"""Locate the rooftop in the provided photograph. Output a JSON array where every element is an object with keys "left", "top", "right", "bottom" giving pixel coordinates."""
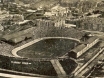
[{"left": 71, "top": 44, "right": 86, "bottom": 53}]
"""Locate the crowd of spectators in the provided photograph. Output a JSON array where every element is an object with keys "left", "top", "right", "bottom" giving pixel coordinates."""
[
  {"left": 60, "top": 59, "right": 78, "bottom": 74},
  {"left": 33, "top": 19, "right": 85, "bottom": 40},
  {"left": 0, "top": 42, "right": 14, "bottom": 57},
  {"left": 0, "top": 24, "right": 85, "bottom": 58}
]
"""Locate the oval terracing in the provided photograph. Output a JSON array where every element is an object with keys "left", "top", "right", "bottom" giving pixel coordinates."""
[{"left": 12, "top": 37, "right": 80, "bottom": 59}]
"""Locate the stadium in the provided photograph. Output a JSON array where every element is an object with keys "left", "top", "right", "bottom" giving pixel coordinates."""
[
  {"left": 0, "top": 24, "right": 87, "bottom": 77},
  {"left": 0, "top": 16, "right": 101, "bottom": 77}
]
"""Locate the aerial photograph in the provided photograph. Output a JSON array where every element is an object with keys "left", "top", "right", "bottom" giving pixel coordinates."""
[{"left": 0, "top": 0, "right": 104, "bottom": 78}]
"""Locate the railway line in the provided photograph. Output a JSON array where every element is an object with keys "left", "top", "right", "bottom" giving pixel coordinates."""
[
  {"left": 73, "top": 43, "right": 104, "bottom": 77},
  {"left": 83, "top": 50, "right": 104, "bottom": 78}
]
